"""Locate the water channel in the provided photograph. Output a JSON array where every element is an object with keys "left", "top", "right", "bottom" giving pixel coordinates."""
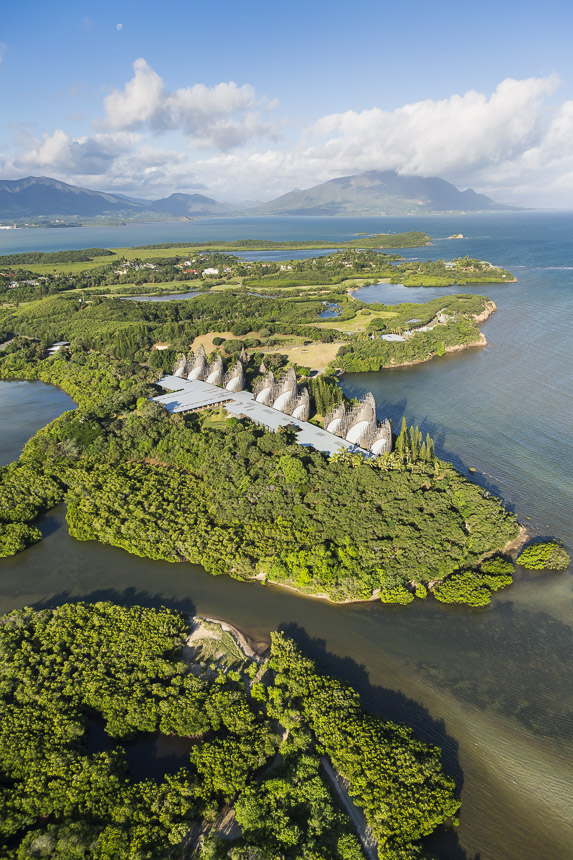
[{"left": 0, "top": 212, "right": 572, "bottom": 859}]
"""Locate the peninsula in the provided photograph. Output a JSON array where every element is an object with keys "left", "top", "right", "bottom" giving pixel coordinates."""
[
  {"left": 0, "top": 238, "right": 533, "bottom": 608},
  {"left": 0, "top": 601, "right": 460, "bottom": 859}
]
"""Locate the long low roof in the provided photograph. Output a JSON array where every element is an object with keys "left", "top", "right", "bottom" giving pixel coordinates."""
[
  {"left": 154, "top": 376, "right": 234, "bottom": 412},
  {"left": 153, "top": 376, "right": 369, "bottom": 458}
]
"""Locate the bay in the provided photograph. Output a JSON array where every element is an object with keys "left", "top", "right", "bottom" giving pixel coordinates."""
[{"left": 0, "top": 212, "right": 572, "bottom": 859}]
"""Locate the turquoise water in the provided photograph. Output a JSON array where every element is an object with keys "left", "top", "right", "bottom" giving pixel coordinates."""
[{"left": 0, "top": 213, "right": 572, "bottom": 859}]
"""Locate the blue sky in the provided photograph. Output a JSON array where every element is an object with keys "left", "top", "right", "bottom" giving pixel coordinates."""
[{"left": 2, "top": 0, "right": 573, "bottom": 205}]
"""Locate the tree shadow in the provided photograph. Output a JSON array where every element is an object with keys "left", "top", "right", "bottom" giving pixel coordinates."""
[
  {"left": 31, "top": 586, "right": 198, "bottom": 616},
  {"left": 278, "top": 622, "right": 483, "bottom": 860},
  {"left": 38, "top": 511, "right": 64, "bottom": 538}
]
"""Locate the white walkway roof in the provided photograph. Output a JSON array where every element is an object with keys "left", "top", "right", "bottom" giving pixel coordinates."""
[{"left": 153, "top": 376, "right": 369, "bottom": 458}]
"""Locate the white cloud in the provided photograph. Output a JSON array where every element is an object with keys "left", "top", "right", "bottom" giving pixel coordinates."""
[
  {"left": 305, "top": 75, "right": 560, "bottom": 180},
  {"left": 104, "top": 59, "right": 164, "bottom": 129},
  {"left": 193, "top": 74, "right": 573, "bottom": 206},
  {"left": 12, "top": 129, "right": 139, "bottom": 176},
  {"left": 5, "top": 71, "right": 573, "bottom": 207},
  {"left": 102, "top": 58, "right": 277, "bottom": 150}
]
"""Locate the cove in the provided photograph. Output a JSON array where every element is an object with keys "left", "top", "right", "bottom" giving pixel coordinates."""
[{"left": 0, "top": 379, "right": 76, "bottom": 466}]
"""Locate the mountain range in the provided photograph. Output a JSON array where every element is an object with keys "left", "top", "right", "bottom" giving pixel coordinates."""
[
  {"left": 247, "top": 170, "right": 509, "bottom": 216},
  {"left": 0, "top": 172, "right": 512, "bottom": 222}
]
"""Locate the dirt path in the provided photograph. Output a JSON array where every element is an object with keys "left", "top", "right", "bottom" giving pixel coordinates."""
[{"left": 320, "top": 756, "right": 378, "bottom": 859}]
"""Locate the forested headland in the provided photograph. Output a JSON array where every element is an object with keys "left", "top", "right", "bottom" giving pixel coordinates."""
[
  {"left": 0, "top": 239, "right": 531, "bottom": 607},
  {"left": 0, "top": 602, "right": 461, "bottom": 859},
  {"left": 0, "top": 330, "right": 519, "bottom": 606}
]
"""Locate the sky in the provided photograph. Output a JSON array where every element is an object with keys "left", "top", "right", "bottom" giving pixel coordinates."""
[{"left": 2, "top": 0, "right": 573, "bottom": 206}]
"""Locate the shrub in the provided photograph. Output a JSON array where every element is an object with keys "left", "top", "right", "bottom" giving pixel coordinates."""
[
  {"left": 517, "top": 541, "right": 571, "bottom": 570},
  {"left": 479, "top": 555, "right": 514, "bottom": 591},
  {"left": 433, "top": 570, "right": 491, "bottom": 607},
  {"left": 380, "top": 584, "right": 414, "bottom": 604},
  {"left": 480, "top": 556, "right": 514, "bottom": 576}
]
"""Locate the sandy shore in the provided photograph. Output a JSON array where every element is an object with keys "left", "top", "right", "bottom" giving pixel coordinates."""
[
  {"left": 188, "top": 614, "right": 267, "bottom": 659},
  {"left": 504, "top": 524, "right": 530, "bottom": 555},
  {"left": 258, "top": 575, "right": 382, "bottom": 606}
]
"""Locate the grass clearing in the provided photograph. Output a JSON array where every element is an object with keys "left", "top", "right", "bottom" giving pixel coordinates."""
[
  {"left": 201, "top": 406, "right": 230, "bottom": 429},
  {"left": 311, "top": 308, "right": 397, "bottom": 333},
  {"left": 187, "top": 621, "right": 248, "bottom": 669},
  {"left": 190, "top": 331, "right": 261, "bottom": 353},
  {"left": 259, "top": 341, "right": 342, "bottom": 371}
]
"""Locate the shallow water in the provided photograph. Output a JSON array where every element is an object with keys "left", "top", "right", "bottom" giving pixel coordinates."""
[{"left": 0, "top": 212, "right": 572, "bottom": 859}]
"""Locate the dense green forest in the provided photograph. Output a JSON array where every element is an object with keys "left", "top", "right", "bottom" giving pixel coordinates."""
[
  {"left": 0, "top": 248, "right": 115, "bottom": 265},
  {"left": 0, "top": 275, "right": 493, "bottom": 373},
  {"left": 0, "top": 243, "right": 522, "bottom": 606},
  {"left": 517, "top": 540, "right": 571, "bottom": 570},
  {"left": 0, "top": 337, "right": 518, "bottom": 604},
  {"left": 0, "top": 602, "right": 459, "bottom": 860}
]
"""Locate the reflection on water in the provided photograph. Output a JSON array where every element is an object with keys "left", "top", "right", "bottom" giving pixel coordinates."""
[
  {"left": 1, "top": 212, "right": 573, "bottom": 860},
  {"left": 88, "top": 720, "right": 196, "bottom": 781},
  {"left": 0, "top": 380, "right": 75, "bottom": 466}
]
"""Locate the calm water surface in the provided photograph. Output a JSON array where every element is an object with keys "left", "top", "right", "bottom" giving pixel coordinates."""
[
  {"left": 0, "top": 380, "right": 75, "bottom": 466},
  {"left": 0, "top": 213, "right": 572, "bottom": 860}
]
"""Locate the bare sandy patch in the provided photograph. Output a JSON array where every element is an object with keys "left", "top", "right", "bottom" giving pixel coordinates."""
[{"left": 190, "top": 331, "right": 260, "bottom": 352}]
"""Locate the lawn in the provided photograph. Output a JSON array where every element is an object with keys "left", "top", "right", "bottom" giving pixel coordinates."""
[
  {"left": 311, "top": 308, "right": 397, "bottom": 333},
  {"left": 259, "top": 341, "right": 342, "bottom": 371}
]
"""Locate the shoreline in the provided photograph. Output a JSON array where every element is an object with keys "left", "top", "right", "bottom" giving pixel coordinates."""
[
  {"left": 350, "top": 299, "right": 496, "bottom": 370},
  {"left": 334, "top": 300, "right": 496, "bottom": 374},
  {"left": 188, "top": 614, "right": 268, "bottom": 659},
  {"left": 256, "top": 575, "right": 383, "bottom": 606},
  {"left": 247, "top": 518, "right": 530, "bottom": 606},
  {"left": 382, "top": 334, "right": 486, "bottom": 370},
  {"left": 504, "top": 524, "right": 530, "bottom": 555}
]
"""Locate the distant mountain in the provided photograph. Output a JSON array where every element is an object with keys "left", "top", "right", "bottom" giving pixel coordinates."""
[
  {"left": 0, "top": 176, "right": 149, "bottom": 218},
  {"left": 149, "top": 193, "right": 228, "bottom": 217},
  {"left": 246, "top": 171, "right": 511, "bottom": 216},
  {"left": 0, "top": 177, "right": 233, "bottom": 221},
  {"left": 0, "top": 172, "right": 515, "bottom": 222}
]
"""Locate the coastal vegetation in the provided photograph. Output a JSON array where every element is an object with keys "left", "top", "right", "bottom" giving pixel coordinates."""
[
  {"left": 335, "top": 318, "right": 483, "bottom": 372},
  {"left": 131, "top": 231, "right": 432, "bottom": 250},
  {"left": 0, "top": 241, "right": 513, "bottom": 304},
  {"left": 517, "top": 540, "right": 571, "bottom": 570},
  {"left": 0, "top": 339, "right": 519, "bottom": 603},
  {"left": 0, "top": 240, "right": 534, "bottom": 607},
  {"left": 0, "top": 602, "right": 460, "bottom": 860}
]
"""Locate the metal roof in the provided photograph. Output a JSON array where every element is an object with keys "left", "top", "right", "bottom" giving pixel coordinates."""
[{"left": 153, "top": 376, "right": 369, "bottom": 458}]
